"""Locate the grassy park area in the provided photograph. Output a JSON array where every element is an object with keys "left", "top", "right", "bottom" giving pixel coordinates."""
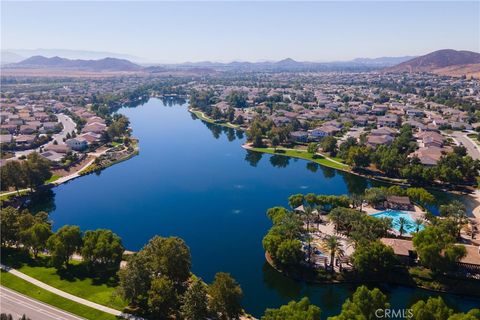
[
  {"left": 0, "top": 271, "right": 119, "bottom": 320},
  {"left": 249, "top": 146, "right": 349, "bottom": 171},
  {"left": 1, "top": 248, "right": 126, "bottom": 310}
]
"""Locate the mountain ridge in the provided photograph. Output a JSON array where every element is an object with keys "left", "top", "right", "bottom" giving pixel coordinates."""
[
  {"left": 386, "top": 49, "right": 480, "bottom": 74},
  {"left": 9, "top": 55, "right": 142, "bottom": 71}
]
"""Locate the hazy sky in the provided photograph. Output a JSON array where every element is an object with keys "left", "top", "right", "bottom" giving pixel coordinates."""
[{"left": 2, "top": 1, "right": 479, "bottom": 63}]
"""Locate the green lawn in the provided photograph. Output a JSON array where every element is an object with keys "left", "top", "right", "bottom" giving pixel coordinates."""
[
  {"left": 0, "top": 271, "right": 119, "bottom": 320},
  {"left": 0, "top": 189, "right": 30, "bottom": 201},
  {"left": 45, "top": 175, "right": 61, "bottom": 184},
  {"left": 189, "top": 109, "right": 240, "bottom": 129},
  {"left": 249, "top": 147, "right": 349, "bottom": 171},
  {"left": 1, "top": 249, "right": 126, "bottom": 311}
]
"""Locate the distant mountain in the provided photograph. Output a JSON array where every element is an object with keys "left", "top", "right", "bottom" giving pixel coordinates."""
[
  {"left": 351, "top": 56, "right": 416, "bottom": 66},
  {"left": 1, "top": 51, "right": 25, "bottom": 65},
  {"left": 9, "top": 56, "right": 142, "bottom": 71},
  {"left": 5, "top": 49, "right": 148, "bottom": 63},
  {"left": 162, "top": 56, "right": 420, "bottom": 72},
  {"left": 386, "top": 49, "right": 480, "bottom": 73}
]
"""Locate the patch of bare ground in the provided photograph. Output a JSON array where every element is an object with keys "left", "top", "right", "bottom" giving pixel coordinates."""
[
  {"left": 52, "top": 155, "right": 95, "bottom": 177},
  {"left": 433, "top": 63, "right": 480, "bottom": 79}
]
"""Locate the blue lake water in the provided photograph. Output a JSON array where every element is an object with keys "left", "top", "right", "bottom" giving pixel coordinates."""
[{"left": 44, "top": 99, "right": 480, "bottom": 317}]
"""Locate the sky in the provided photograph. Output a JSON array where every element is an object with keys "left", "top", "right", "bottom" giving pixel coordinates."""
[{"left": 1, "top": 1, "right": 479, "bottom": 63}]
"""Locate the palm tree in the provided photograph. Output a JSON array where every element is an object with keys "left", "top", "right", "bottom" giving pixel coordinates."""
[
  {"left": 350, "top": 193, "right": 364, "bottom": 211},
  {"left": 414, "top": 218, "right": 423, "bottom": 233},
  {"left": 398, "top": 217, "right": 410, "bottom": 237},
  {"left": 321, "top": 235, "right": 344, "bottom": 270},
  {"left": 303, "top": 206, "right": 315, "bottom": 263}
]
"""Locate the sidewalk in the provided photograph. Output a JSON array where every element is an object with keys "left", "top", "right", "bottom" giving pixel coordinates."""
[{"left": 1, "top": 264, "right": 122, "bottom": 316}]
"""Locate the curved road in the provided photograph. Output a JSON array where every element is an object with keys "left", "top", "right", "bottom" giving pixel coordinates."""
[
  {"left": 0, "top": 286, "right": 85, "bottom": 320},
  {"left": 14, "top": 113, "right": 77, "bottom": 159}
]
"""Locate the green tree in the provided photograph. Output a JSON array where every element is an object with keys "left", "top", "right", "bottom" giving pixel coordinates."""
[
  {"left": 209, "top": 272, "right": 243, "bottom": 320},
  {"left": 439, "top": 200, "right": 468, "bottom": 238},
  {"left": 46, "top": 225, "right": 82, "bottom": 268},
  {"left": 411, "top": 296, "right": 454, "bottom": 320},
  {"left": 147, "top": 276, "right": 178, "bottom": 319},
  {"left": 413, "top": 225, "right": 467, "bottom": 272},
  {"left": 181, "top": 278, "right": 209, "bottom": 320},
  {"left": 0, "top": 161, "right": 26, "bottom": 192},
  {"left": 448, "top": 309, "right": 480, "bottom": 320},
  {"left": 1, "top": 207, "right": 21, "bottom": 246},
  {"left": 320, "top": 235, "right": 344, "bottom": 269},
  {"left": 142, "top": 236, "right": 191, "bottom": 286},
  {"left": 81, "top": 229, "right": 124, "bottom": 271},
  {"left": 227, "top": 91, "right": 248, "bottom": 108},
  {"left": 320, "top": 136, "right": 337, "bottom": 155},
  {"left": 398, "top": 217, "right": 409, "bottom": 237},
  {"left": 118, "top": 253, "right": 151, "bottom": 307},
  {"left": 414, "top": 218, "right": 424, "bottom": 233},
  {"left": 352, "top": 240, "right": 396, "bottom": 276},
  {"left": 288, "top": 194, "right": 304, "bottom": 209},
  {"left": 106, "top": 114, "right": 130, "bottom": 140},
  {"left": 276, "top": 239, "right": 303, "bottom": 266},
  {"left": 21, "top": 222, "right": 52, "bottom": 258},
  {"left": 346, "top": 146, "right": 370, "bottom": 169},
  {"left": 266, "top": 207, "right": 289, "bottom": 224},
  {"left": 328, "top": 286, "right": 389, "bottom": 320},
  {"left": 262, "top": 297, "right": 321, "bottom": 320},
  {"left": 406, "top": 188, "right": 435, "bottom": 208},
  {"left": 307, "top": 143, "right": 319, "bottom": 157},
  {"left": 23, "top": 152, "right": 52, "bottom": 189}
]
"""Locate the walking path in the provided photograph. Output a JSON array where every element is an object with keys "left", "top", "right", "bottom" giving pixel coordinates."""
[
  {"left": 0, "top": 147, "right": 111, "bottom": 198},
  {"left": 0, "top": 264, "right": 122, "bottom": 316}
]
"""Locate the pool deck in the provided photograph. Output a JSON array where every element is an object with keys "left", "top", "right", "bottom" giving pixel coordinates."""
[{"left": 363, "top": 205, "right": 425, "bottom": 221}]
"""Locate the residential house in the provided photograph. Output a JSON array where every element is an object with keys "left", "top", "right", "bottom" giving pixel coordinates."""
[
  {"left": 289, "top": 131, "right": 308, "bottom": 143},
  {"left": 66, "top": 137, "right": 88, "bottom": 151},
  {"left": 366, "top": 134, "right": 394, "bottom": 148},
  {"left": 410, "top": 146, "right": 445, "bottom": 166},
  {"left": 309, "top": 125, "right": 340, "bottom": 139},
  {"left": 15, "top": 135, "right": 36, "bottom": 146}
]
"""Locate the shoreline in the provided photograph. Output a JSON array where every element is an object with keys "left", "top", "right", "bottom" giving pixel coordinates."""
[
  {"left": 187, "top": 106, "right": 480, "bottom": 223},
  {"left": 0, "top": 140, "right": 139, "bottom": 203},
  {"left": 264, "top": 252, "right": 480, "bottom": 299}
]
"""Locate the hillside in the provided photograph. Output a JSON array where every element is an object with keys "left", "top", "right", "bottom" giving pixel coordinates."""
[
  {"left": 8, "top": 56, "right": 142, "bottom": 71},
  {"left": 386, "top": 49, "right": 480, "bottom": 75}
]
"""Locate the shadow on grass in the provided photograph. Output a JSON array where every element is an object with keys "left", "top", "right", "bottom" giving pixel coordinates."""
[{"left": 1, "top": 247, "right": 119, "bottom": 288}]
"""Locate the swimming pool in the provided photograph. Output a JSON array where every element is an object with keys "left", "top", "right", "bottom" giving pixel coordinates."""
[{"left": 370, "top": 210, "right": 424, "bottom": 235}]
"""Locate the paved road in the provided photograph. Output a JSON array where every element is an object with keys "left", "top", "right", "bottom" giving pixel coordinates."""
[
  {"left": 0, "top": 265, "right": 122, "bottom": 316},
  {"left": 0, "top": 286, "right": 85, "bottom": 320},
  {"left": 14, "top": 113, "right": 77, "bottom": 158},
  {"left": 450, "top": 131, "right": 480, "bottom": 160},
  {"left": 53, "top": 114, "right": 77, "bottom": 144}
]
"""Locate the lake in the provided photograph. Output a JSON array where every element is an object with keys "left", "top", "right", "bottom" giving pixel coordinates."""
[{"left": 43, "top": 98, "right": 479, "bottom": 317}]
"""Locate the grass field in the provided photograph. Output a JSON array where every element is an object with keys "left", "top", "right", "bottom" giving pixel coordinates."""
[
  {"left": 189, "top": 108, "right": 241, "bottom": 129},
  {"left": 1, "top": 249, "right": 126, "bottom": 311},
  {"left": 0, "top": 271, "right": 119, "bottom": 320},
  {"left": 248, "top": 147, "right": 349, "bottom": 171},
  {"left": 45, "top": 174, "right": 61, "bottom": 184}
]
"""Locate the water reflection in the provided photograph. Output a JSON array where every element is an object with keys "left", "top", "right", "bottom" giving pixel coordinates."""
[
  {"left": 322, "top": 166, "right": 336, "bottom": 179},
  {"left": 270, "top": 154, "right": 290, "bottom": 168},
  {"left": 262, "top": 262, "right": 302, "bottom": 298},
  {"left": 27, "top": 188, "right": 56, "bottom": 214},
  {"left": 245, "top": 150, "right": 263, "bottom": 167},
  {"left": 306, "top": 162, "right": 319, "bottom": 173}
]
